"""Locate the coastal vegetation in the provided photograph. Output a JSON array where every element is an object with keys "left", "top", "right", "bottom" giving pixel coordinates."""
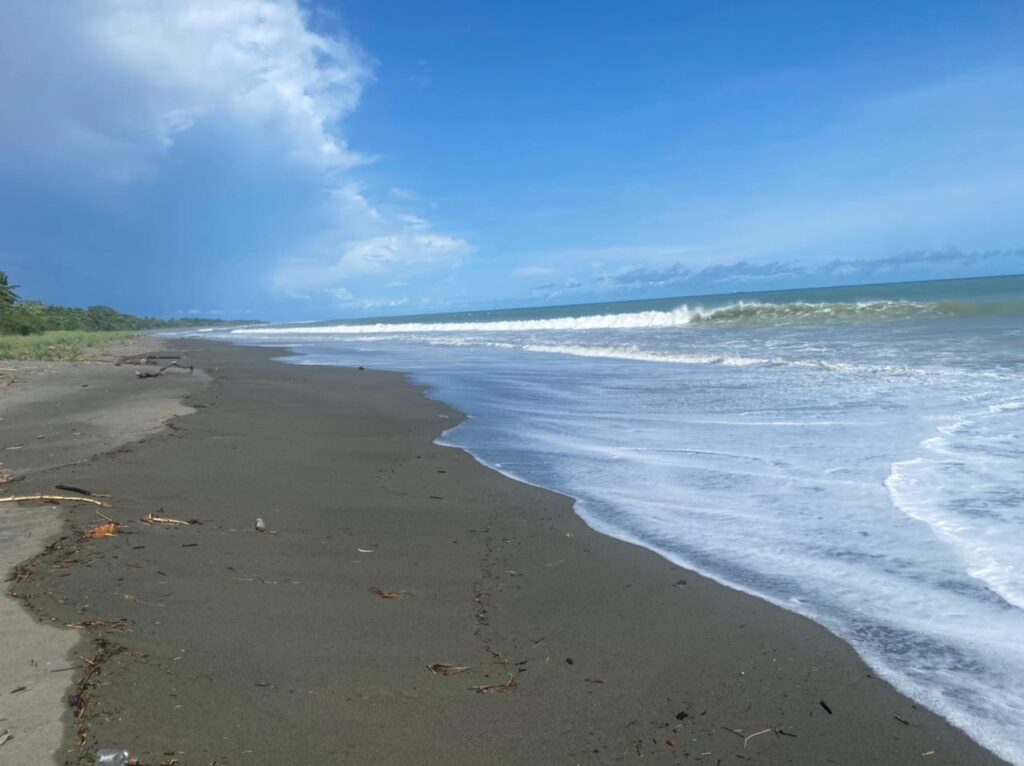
[
  {"left": 0, "top": 271, "right": 251, "bottom": 336},
  {"left": 0, "top": 330, "right": 137, "bottom": 361},
  {"left": 0, "top": 269, "right": 254, "bottom": 359}
]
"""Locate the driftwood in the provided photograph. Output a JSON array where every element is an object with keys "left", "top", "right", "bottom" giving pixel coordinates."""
[
  {"left": 136, "top": 361, "right": 194, "bottom": 379},
  {"left": 0, "top": 494, "right": 111, "bottom": 508},
  {"left": 116, "top": 354, "right": 181, "bottom": 366}
]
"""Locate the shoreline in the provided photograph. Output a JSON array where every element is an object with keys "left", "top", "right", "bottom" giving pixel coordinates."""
[{"left": 7, "top": 338, "right": 1008, "bottom": 764}]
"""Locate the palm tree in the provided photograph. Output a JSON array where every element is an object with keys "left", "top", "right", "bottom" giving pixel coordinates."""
[{"left": 0, "top": 271, "right": 18, "bottom": 308}]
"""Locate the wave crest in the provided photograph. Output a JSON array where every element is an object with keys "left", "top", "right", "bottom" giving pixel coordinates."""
[{"left": 232, "top": 298, "right": 1024, "bottom": 336}]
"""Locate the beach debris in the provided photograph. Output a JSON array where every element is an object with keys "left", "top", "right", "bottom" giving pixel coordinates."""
[
  {"left": 142, "top": 513, "right": 191, "bottom": 526},
  {"left": 674, "top": 579, "right": 688, "bottom": 588},
  {"left": 0, "top": 494, "right": 111, "bottom": 508},
  {"left": 894, "top": 714, "right": 910, "bottom": 725},
  {"left": 356, "top": 547, "right": 374, "bottom": 553},
  {"left": 69, "top": 637, "right": 123, "bottom": 746},
  {"left": 9, "top": 686, "right": 27, "bottom": 694},
  {"left": 468, "top": 673, "right": 518, "bottom": 694},
  {"left": 774, "top": 727, "right": 797, "bottom": 738},
  {"left": 369, "top": 586, "right": 410, "bottom": 600},
  {"left": 254, "top": 517, "right": 266, "bottom": 532},
  {"left": 134, "top": 360, "right": 193, "bottom": 379},
  {"left": 584, "top": 678, "right": 605, "bottom": 684},
  {"left": 743, "top": 728, "right": 772, "bottom": 748},
  {"left": 675, "top": 709, "right": 689, "bottom": 720},
  {"left": 116, "top": 353, "right": 180, "bottom": 366},
  {"left": 565, "top": 657, "right": 574, "bottom": 665},
  {"left": 94, "top": 747, "right": 136, "bottom": 765},
  {"left": 0, "top": 730, "right": 13, "bottom": 748},
  {"left": 68, "top": 618, "right": 129, "bottom": 632},
  {"left": 55, "top": 483, "right": 110, "bottom": 498},
  {"left": 819, "top": 699, "right": 833, "bottom": 715},
  {"left": 82, "top": 522, "right": 119, "bottom": 540},
  {"left": 427, "top": 663, "right": 472, "bottom": 676},
  {"left": 922, "top": 751, "right": 936, "bottom": 757}
]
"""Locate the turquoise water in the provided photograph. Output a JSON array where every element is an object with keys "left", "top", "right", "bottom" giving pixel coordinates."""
[{"left": 218, "top": 274, "right": 1024, "bottom": 763}]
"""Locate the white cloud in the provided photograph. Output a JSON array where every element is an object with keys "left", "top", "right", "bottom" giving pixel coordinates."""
[
  {"left": 273, "top": 183, "right": 473, "bottom": 300},
  {"left": 0, "top": 0, "right": 474, "bottom": 307},
  {"left": 339, "top": 233, "right": 470, "bottom": 277},
  {"left": 0, "top": 0, "right": 372, "bottom": 180}
]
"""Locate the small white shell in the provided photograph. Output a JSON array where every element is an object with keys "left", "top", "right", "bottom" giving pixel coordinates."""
[{"left": 254, "top": 518, "right": 266, "bottom": 532}]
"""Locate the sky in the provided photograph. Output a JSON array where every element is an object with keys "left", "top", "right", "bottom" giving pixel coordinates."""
[{"left": 1, "top": 0, "right": 1023, "bottom": 320}]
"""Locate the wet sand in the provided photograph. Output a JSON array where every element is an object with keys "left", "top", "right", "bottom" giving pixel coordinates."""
[
  {"left": 9, "top": 339, "right": 1007, "bottom": 764},
  {"left": 0, "top": 339, "right": 206, "bottom": 765}
]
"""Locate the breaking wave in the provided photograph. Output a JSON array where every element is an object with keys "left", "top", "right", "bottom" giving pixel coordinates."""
[{"left": 232, "top": 299, "right": 1024, "bottom": 336}]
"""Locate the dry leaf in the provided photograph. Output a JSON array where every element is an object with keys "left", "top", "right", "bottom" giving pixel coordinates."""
[{"left": 83, "top": 522, "right": 119, "bottom": 540}]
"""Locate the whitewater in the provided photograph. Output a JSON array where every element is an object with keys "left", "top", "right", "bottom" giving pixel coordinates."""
[{"left": 219, "top": 275, "right": 1024, "bottom": 764}]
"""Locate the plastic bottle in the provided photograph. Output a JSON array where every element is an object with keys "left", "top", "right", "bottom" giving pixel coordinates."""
[{"left": 94, "top": 750, "right": 137, "bottom": 766}]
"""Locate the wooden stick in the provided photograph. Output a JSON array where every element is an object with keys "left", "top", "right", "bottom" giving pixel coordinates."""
[
  {"left": 744, "top": 728, "right": 772, "bottom": 748},
  {"left": 0, "top": 495, "right": 111, "bottom": 508},
  {"left": 141, "top": 513, "right": 190, "bottom": 525}
]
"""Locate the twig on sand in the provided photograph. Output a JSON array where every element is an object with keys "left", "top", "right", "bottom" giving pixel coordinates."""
[
  {"left": 0, "top": 494, "right": 111, "bottom": 508},
  {"left": 744, "top": 728, "right": 772, "bottom": 748},
  {"left": 141, "top": 513, "right": 191, "bottom": 526},
  {"left": 468, "top": 672, "right": 519, "bottom": 694},
  {"left": 427, "top": 663, "right": 473, "bottom": 676},
  {"left": 368, "top": 587, "right": 410, "bottom": 600}
]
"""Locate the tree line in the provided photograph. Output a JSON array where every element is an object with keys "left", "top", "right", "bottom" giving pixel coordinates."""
[{"left": 0, "top": 271, "right": 257, "bottom": 335}]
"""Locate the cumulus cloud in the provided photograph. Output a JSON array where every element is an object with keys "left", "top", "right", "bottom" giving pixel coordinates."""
[
  {"left": 273, "top": 183, "right": 473, "bottom": 299},
  {"left": 0, "top": 0, "right": 473, "bottom": 308},
  {"left": 0, "top": 0, "right": 371, "bottom": 180}
]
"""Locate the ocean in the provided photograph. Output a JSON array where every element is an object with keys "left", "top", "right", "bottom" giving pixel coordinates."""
[{"left": 213, "top": 274, "right": 1024, "bottom": 763}]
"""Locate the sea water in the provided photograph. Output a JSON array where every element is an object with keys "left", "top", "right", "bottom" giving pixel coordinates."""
[{"left": 218, "top": 275, "right": 1024, "bottom": 763}]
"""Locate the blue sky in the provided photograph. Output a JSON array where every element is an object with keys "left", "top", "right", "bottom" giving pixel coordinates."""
[{"left": 1, "top": 0, "right": 1022, "bottom": 320}]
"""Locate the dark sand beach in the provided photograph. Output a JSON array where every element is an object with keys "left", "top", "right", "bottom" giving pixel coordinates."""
[{"left": 6, "top": 339, "right": 1007, "bottom": 764}]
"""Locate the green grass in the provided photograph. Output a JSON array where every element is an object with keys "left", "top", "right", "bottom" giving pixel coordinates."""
[{"left": 0, "top": 330, "right": 137, "bottom": 361}]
